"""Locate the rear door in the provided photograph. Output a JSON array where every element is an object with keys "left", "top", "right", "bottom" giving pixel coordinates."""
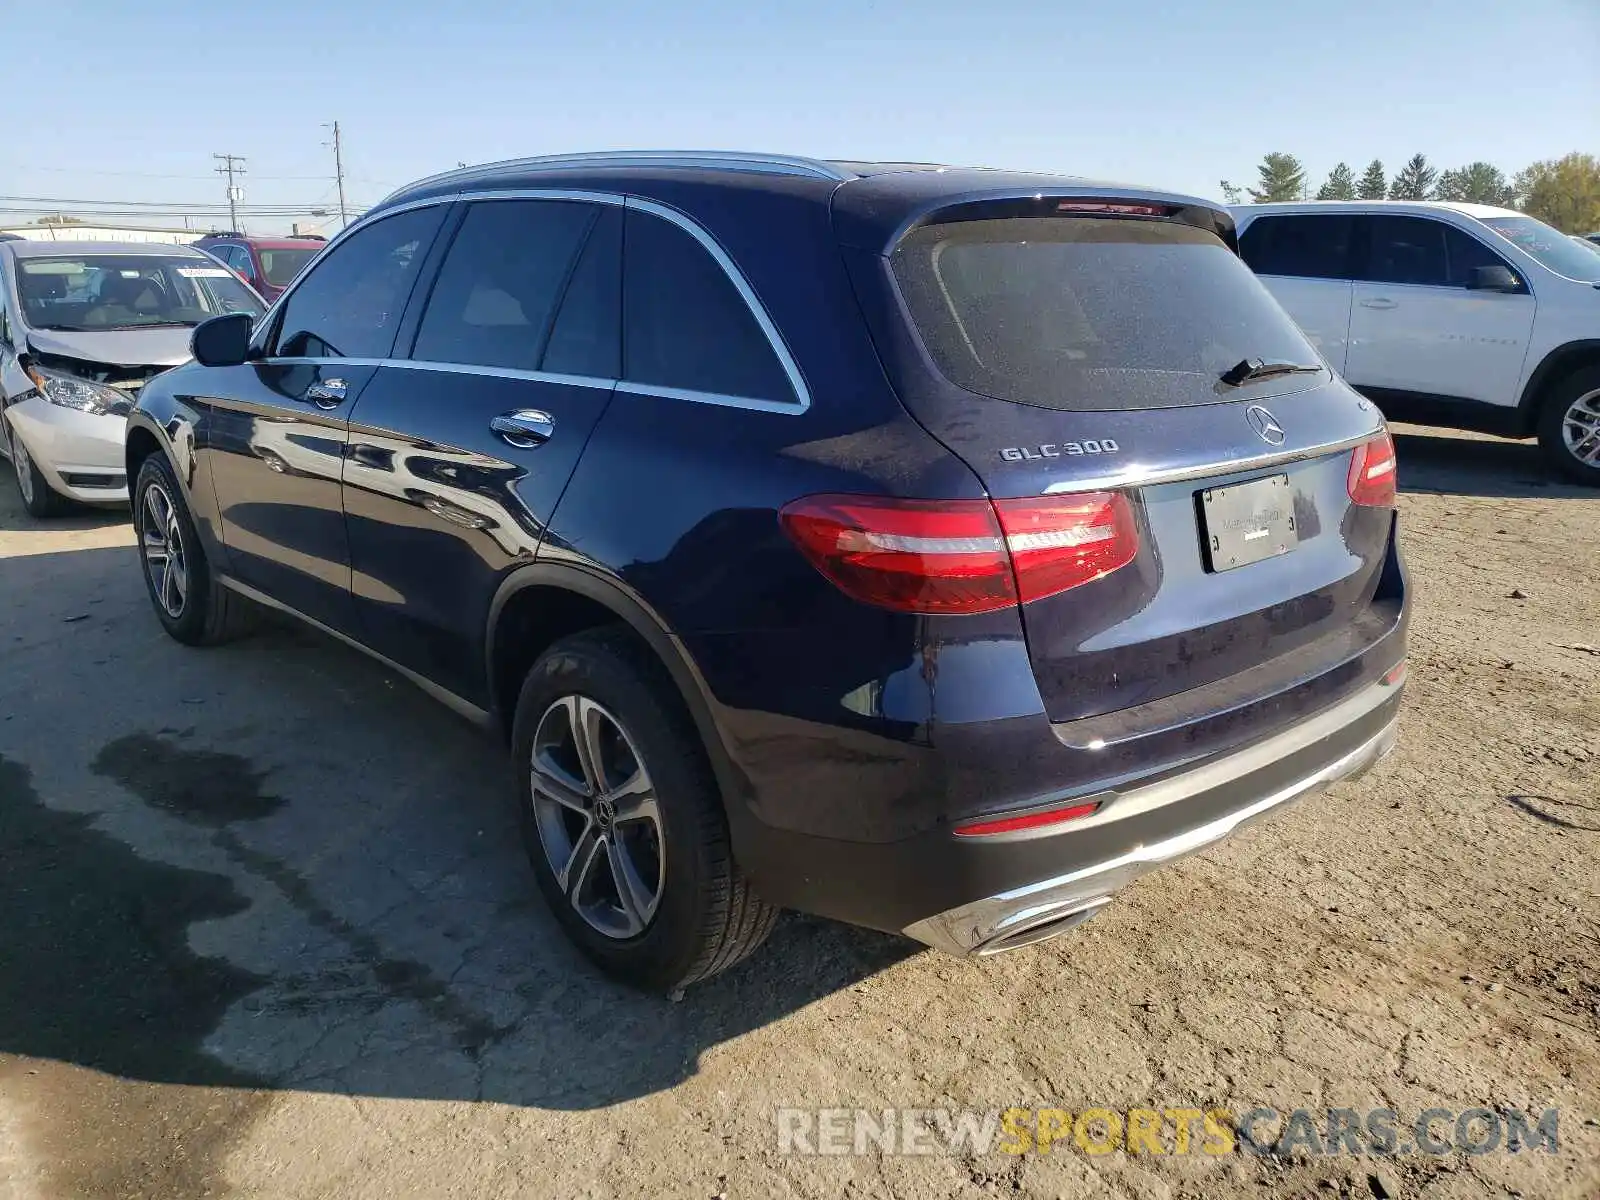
[
  {"left": 1345, "top": 214, "right": 1535, "bottom": 409},
  {"left": 854, "top": 205, "right": 1392, "bottom": 731},
  {"left": 198, "top": 205, "right": 446, "bottom": 631},
  {"left": 340, "top": 196, "right": 622, "bottom": 704},
  {"left": 1237, "top": 213, "right": 1358, "bottom": 373}
]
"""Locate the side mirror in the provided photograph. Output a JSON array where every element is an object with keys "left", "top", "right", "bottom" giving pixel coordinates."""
[
  {"left": 191, "top": 312, "right": 254, "bottom": 367},
  {"left": 1466, "top": 264, "right": 1521, "bottom": 293}
]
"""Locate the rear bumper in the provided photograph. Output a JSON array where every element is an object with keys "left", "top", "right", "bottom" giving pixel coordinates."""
[
  {"left": 906, "top": 694, "right": 1399, "bottom": 955},
  {"left": 733, "top": 667, "right": 1404, "bottom": 946}
]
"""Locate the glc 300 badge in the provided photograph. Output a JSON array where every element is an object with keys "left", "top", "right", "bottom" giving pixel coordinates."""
[{"left": 999, "top": 439, "right": 1120, "bottom": 462}]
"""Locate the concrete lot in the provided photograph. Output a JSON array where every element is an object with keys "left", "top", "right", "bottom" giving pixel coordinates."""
[{"left": 1, "top": 425, "right": 1597, "bottom": 1200}]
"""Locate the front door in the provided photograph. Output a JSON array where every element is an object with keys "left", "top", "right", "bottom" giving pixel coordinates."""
[
  {"left": 1345, "top": 214, "right": 1536, "bottom": 410},
  {"left": 197, "top": 204, "right": 448, "bottom": 632},
  {"left": 342, "top": 197, "right": 623, "bottom": 704}
]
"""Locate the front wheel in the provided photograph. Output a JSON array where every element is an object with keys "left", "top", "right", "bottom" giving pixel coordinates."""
[
  {"left": 1537, "top": 365, "right": 1600, "bottom": 486},
  {"left": 511, "top": 628, "right": 778, "bottom": 991},
  {"left": 132, "top": 454, "right": 256, "bottom": 645}
]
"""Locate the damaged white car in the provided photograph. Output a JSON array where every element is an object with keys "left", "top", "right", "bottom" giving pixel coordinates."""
[{"left": 0, "top": 240, "right": 264, "bottom": 516}]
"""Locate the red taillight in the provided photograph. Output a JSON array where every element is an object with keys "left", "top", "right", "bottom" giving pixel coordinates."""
[
  {"left": 778, "top": 492, "right": 1139, "bottom": 615},
  {"left": 953, "top": 800, "right": 1102, "bottom": 837},
  {"left": 993, "top": 492, "right": 1140, "bottom": 604},
  {"left": 1347, "top": 431, "right": 1398, "bottom": 507}
]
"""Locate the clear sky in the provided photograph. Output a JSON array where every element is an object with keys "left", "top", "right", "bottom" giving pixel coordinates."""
[{"left": 4, "top": 0, "right": 1596, "bottom": 234}]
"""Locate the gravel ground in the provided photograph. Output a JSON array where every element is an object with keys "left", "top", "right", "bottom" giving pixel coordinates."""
[{"left": 0, "top": 424, "right": 1596, "bottom": 1200}]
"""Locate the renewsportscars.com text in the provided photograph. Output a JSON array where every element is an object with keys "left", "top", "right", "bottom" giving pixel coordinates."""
[{"left": 776, "top": 1106, "right": 1560, "bottom": 1158}]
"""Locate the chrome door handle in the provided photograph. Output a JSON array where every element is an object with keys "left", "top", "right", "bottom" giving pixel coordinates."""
[
  {"left": 305, "top": 378, "right": 348, "bottom": 408},
  {"left": 1359, "top": 298, "right": 1398, "bottom": 310},
  {"left": 490, "top": 409, "right": 554, "bottom": 448}
]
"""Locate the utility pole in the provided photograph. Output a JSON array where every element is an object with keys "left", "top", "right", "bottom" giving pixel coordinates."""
[
  {"left": 213, "top": 153, "right": 246, "bottom": 232},
  {"left": 327, "top": 121, "right": 349, "bottom": 229}
]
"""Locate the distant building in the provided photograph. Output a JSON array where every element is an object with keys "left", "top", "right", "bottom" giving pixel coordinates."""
[{"left": 0, "top": 223, "right": 202, "bottom": 245}]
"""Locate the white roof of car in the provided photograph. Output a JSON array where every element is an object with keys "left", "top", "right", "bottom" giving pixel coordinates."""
[
  {"left": 2, "top": 240, "right": 210, "bottom": 259},
  {"left": 1230, "top": 200, "right": 1521, "bottom": 221}
]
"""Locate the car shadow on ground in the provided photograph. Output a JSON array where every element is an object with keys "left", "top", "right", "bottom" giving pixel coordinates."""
[
  {"left": 1390, "top": 425, "right": 1596, "bottom": 501},
  {"left": 0, "top": 538, "right": 915, "bottom": 1117}
]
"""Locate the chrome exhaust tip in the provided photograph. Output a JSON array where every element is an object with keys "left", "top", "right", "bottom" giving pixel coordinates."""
[{"left": 973, "top": 896, "right": 1111, "bottom": 956}]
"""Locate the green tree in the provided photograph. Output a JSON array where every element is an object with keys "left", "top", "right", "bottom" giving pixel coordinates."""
[
  {"left": 1388, "top": 153, "right": 1439, "bottom": 200},
  {"left": 1316, "top": 162, "right": 1357, "bottom": 201},
  {"left": 1513, "top": 153, "right": 1600, "bottom": 232},
  {"left": 1357, "top": 160, "right": 1388, "bottom": 199},
  {"left": 1247, "top": 152, "right": 1307, "bottom": 203},
  {"left": 1434, "top": 162, "right": 1515, "bottom": 206},
  {"left": 1218, "top": 180, "right": 1243, "bottom": 205}
]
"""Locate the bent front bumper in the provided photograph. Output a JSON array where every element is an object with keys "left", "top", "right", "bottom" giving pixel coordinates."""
[{"left": 6, "top": 396, "right": 129, "bottom": 503}]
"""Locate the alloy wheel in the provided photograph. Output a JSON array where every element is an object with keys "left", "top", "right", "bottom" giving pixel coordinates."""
[
  {"left": 140, "top": 482, "right": 189, "bottom": 618},
  {"left": 529, "top": 695, "right": 666, "bottom": 939},
  {"left": 1561, "top": 388, "right": 1600, "bottom": 467}
]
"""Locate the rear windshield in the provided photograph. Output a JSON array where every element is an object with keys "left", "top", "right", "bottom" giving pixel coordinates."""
[
  {"left": 16, "top": 254, "right": 264, "bottom": 332},
  {"left": 890, "top": 216, "right": 1320, "bottom": 411},
  {"left": 257, "top": 246, "right": 318, "bottom": 287}
]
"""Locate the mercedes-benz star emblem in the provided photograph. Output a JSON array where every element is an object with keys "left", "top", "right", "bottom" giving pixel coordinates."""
[{"left": 1245, "top": 405, "right": 1286, "bottom": 446}]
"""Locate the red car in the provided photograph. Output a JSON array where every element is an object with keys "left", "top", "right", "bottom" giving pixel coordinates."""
[{"left": 192, "top": 234, "right": 324, "bottom": 302}]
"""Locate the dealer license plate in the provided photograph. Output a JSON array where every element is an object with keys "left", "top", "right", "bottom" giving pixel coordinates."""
[{"left": 1198, "top": 473, "right": 1299, "bottom": 572}]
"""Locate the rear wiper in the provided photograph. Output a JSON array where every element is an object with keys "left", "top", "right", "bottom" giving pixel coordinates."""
[{"left": 1220, "top": 358, "right": 1323, "bottom": 387}]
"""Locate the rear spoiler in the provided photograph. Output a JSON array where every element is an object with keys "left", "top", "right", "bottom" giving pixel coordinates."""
[{"left": 843, "top": 187, "right": 1238, "bottom": 257}]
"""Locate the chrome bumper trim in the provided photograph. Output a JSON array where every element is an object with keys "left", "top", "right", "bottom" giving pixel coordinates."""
[{"left": 903, "top": 713, "right": 1399, "bottom": 957}]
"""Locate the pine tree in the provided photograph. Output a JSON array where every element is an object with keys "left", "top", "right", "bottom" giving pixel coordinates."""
[
  {"left": 1357, "top": 160, "right": 1388, "bottom": 200},
  {"left": 1316, "top": 163, "right": 1357, "bottom": 201},
  {"left": 1434, "top": 162, "right": 1515, "bottom": 206},
  {"left": 1388, "top": 154, "right": 1439, "bottom": 201},
  {"left": 1247, "top": 153, "right": 1307, "bottom": 203}
]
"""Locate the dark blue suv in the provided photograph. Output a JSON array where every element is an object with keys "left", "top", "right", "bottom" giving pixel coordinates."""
[{"left": 126, "top": 151, "right": 1408, "bottom": 991}]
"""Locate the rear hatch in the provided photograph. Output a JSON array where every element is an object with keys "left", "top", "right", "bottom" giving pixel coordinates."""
[{"left": 842, "top": 192, "right": 1398, "bottom": 733}]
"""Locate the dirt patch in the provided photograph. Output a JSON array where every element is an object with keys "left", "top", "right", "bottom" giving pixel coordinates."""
[{"left": 0, "top": 754, "right": 268, "bottom": 1199}]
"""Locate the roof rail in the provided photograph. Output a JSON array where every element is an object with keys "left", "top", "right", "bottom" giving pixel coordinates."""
[{"left": 385, "top": 151, "right": 853, "bottom": 204}]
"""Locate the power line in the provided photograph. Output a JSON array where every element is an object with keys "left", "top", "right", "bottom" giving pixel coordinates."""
[
  {"left": 0, "top": 195, "right": 371, "bottom": 211},
  {"left": 213, "top": 153, "right": 246, "bottom": 232}
]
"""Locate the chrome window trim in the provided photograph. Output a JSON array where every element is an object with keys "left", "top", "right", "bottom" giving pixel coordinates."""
[
  {"left": 378, "top": 359, "right": 616, "bottom": 391},
  {"left": 614, "top": 380, "right": 804, "bottom": 413},
  {"left": 255, "top": 189, "right": 811, "bottom": 415},
  {"left": 1041, "top": 430, "right": 1378, "bottom": 494}
]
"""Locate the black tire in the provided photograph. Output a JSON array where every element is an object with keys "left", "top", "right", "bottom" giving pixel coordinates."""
[
  {"left": 1536, "top": 363, "right": 1600, "bottom": 487},
  {"left": 511, "top": 627, "right": 778, "bottom": 992},
  {"left": 4, "top": 420, "right": 70, "bottom": 518},
  {"left": 132, "top": 453, "right": 256, "bottom": 645}
]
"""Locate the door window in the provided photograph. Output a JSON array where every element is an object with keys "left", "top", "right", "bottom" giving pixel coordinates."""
[
  {"left": 412, "top": 199, "right": 607, "bottom": 372},
  {"left": 1359, "top": 216, "right": 1516, "bottom": 288},
  {"left": 1238, "top": 215, "right": 1356, "bottom": 279},
  {"left": 622, "top": 209, "right": 795, "bottom": 404},
  {"left": 272, "top": 206, "right": 444, "bottom": 359}
]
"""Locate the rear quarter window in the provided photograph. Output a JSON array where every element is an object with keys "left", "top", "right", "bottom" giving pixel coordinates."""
[
  {"left": 622, "top": 209, "right": 796, "bottom": 404},
  {"left": 891, "top": 216, "right": 1320, "bottom": 412}
]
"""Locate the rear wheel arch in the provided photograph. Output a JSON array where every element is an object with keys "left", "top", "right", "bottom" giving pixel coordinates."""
[
  {"left": 1520, "top": 340, "right": 1600, "bottom": 431},
  {"left": 485, "top": 566, "right": 746, "bottom": 809}
]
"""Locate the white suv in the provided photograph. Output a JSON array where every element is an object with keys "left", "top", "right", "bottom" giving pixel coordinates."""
[{"left": 1232, "top": 201, "right": 1600, "bottom": 484}]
